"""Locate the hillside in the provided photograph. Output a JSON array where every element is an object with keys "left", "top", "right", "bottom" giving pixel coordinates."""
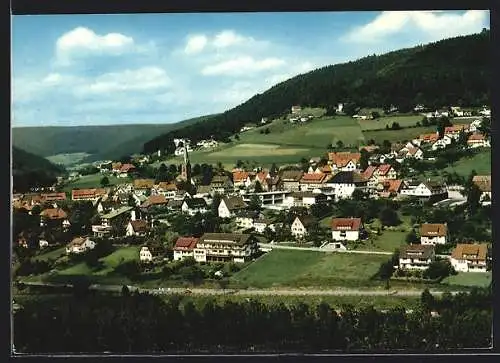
[
  {"left": 143, "top": 30, "right": 490, "bottom": 155},
  {"left": 12, "top": 147, "right": 65, "bottom": 193},
  {"left": 12, "top": 114, "right": 216, "bottom": 163}
]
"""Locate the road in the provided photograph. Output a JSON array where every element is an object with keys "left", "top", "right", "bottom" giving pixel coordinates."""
[
  {"left": 17, "top": 281, "right": 464, "bottom": 297},
  {"left": 258, "top": 243, "right": 392, "bottom": 255}
]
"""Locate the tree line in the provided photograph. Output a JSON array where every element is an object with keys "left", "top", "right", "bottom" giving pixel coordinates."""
[{"left": 13, "top": 286, "right": 491, "bottom": 353}]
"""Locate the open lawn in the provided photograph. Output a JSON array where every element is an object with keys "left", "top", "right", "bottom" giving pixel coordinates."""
[
  {"left": 358, "top": 115, "right": 422, "bottom": 131},
  {"left": 62, "top": 173, "right": 133, "bottom": 191},
  {"left": 230, "top": 250, "right": 387, "bottom": 288},
  {"left": 362, "top": 126, "right": 437, "bottom": 144},
  {"left": 441, "top": 272, "right": 492, "bottom": 288},
  {"left": 95, "top": 246, "right": 140, "bottom": 275}
]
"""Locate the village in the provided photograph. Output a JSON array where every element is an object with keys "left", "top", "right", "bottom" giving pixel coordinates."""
[{"left": 12, "top": 105, "right": 492, "bottom": 290}]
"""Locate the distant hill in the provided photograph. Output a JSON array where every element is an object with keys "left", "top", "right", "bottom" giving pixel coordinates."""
[
  {"left": 143, "top": 30, "right": 490, "bottom": 155},
  {"left": 12, "top": 114, "right": 216, "bottom": 163},
  {"left": 12, "top": 147, "right": 65, "bottom": 193}
]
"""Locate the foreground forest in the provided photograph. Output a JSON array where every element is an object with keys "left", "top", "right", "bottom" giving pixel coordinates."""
[
  {"left": 143, "top": 30, "right": 490, "bottom": 154},
  {"left": 13, "top": 287, "right": 491, "bottom": 353}
]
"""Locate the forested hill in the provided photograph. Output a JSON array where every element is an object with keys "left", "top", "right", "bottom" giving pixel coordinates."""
[
  {"left": 143, "top": 30, "right": 490, "bottom": 155},
  {"left": 12, "top": 147, "right": 65, "bottom": 193}
]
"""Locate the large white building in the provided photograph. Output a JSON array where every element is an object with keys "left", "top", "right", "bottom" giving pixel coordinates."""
[
  {"left": 450, "top": 244, "right": 489, "bottom": 273},
  {"left": 331, "top": 218, "right": 363, "bottom": 241},
  {"left": 193, "top": 233, "right": 259, "bottom": 263},
  {"left": 399, "top": 244, "right": 435, "bottom": 270}
]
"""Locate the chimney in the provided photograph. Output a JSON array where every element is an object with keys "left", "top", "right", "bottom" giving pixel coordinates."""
[{"left": 130, "top": 210, "right": 136, "bottom": 221}]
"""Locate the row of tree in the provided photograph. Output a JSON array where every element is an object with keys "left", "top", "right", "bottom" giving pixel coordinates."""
[{"left": 13, "top": 287, "right": 491, "bottom": 353}]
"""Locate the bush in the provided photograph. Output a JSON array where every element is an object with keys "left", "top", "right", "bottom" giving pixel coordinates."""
[{"left": 423, "top": 260, "right": 455, "bottom": 280}]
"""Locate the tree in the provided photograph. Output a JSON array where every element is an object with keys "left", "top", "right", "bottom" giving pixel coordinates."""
[
  {"left": 379, "top": 207, "right": 401, "bottom": 227},
  {"left": 423, "top": 260, "right": 455, "bottom": 280},
  {"left": 352, "top": 189, "right": 368, "bottom": 201},
  {"left": 466, "top": 184, "right": 482, "bottom": 216},
  {"left": 371, "top": 111, "right": 381, "bottom": 119},
  {"left": 405, "top": 229, "right": 419, "bottom": 244},
  {"left": 100, "top": 176, "right": 110, "bottom": 187},
  {"left": 234, "top": 134, "right": 240, "bottom": 141},
  {"left": 359, "top": 149, "right": 369, "bottom": 170},
  {"left": 248, "top": 195, "right": 262, "bottom": 212},
  {"left": 254, "top": 180, "right": 263, "bottom": 193},
  {"left": 336, "top": 140, "right": 344, "bottom": 149},
  {"left": 236, "top": 159, "right": 244, "bottom": 169},
  {"left": 264, "top": 128, "right": 271, "bottom": 134},
  {"left": 421, "top": 288, "right": 435, "bottom": 311},
  {"left": 391, "top": 122, "right": 401, "bottom": 130}
]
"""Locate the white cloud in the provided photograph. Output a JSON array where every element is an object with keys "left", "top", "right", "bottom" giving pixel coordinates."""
[
  {"left": 55, "top": 27, "right": 136, "bottom": 65},
  {"left": 342, "top": 10, "right": 489, "bottom": 43},
  {"left": 76, "top": 66, "right": 171, "bottom": 95},
  {"left": 184, "top": 34, "right": 208, "bottom": 54},
  {"left": 213, "top": 30, "right": 253, "bottom": 48},
  {"left": 201, "top": 56, "right": 285, "bottom": 76}
]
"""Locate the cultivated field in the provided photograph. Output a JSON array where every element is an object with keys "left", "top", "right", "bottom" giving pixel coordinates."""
[
  {"left": 62, "top": 173, "right": 133, "bottom": 191},
  {"left": 362, "top": 126, "right": 437, "bottom": 144},
  {"left": 231, "top": 250, "right": 388, "bottom": 288},
  {"left": 442, "top": 149, "right": 491, "bottom": 176},
  {"left": 46, "top": 152, "right": 91, "bottom": 166},
  {"left": 358, "top": 115, "right": 422, "bottom": 131}
]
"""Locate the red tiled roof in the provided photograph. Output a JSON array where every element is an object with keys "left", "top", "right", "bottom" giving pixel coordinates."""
[
  {"left": 328, "top": 152, "right": 361, "bottom": 167},
  {"left": 72, "top": 188, "right": 106, "bottom": 200},
  {"left": 451, "top": 243, "right": 488, "bottom": 261},
  {"left": 41, "top": 192, "right": 66, "bottom": 201},
  {"left": 331, "top": 218, "right": 362, "bottom": 231},
  {"left": 134, "top": 179, "right": 155, "bottom": 189},
  {"left": 130, "top": 220, "right": 149, "bottom": 232},
  {"left": 40, "top": 208, "right": 68, "bottom": 220},
  {"left": 120, "top": 163, "right": 135, "bottom": 172},
  {"left": 141, "top": 194, "right": 168, "bottom": 208},
  {"left": 468, "top": 133, "right": 486, "bottom": 142},
  {"left": 420, "top": 223, "right": 447, "bottom": 237},
  {"left": 362, "top": 166, "right": 377, "bottom": 180},
  {"left": 112, "top": 162, "right": 122, "bottom": 170},
  {"left": 384, "top": 179, "right": 403, "bottom": 193},
  {"left": 420, "top": 133, "right": 439, "bottom": 142},
  {"left": 407, "top": 147, "right": 421, "bottom": 156},
  {"left": 174, "top": 237, "right": 199, "bottom": 250},
  {"left": 156, "top": 182, "right": 178, "bottom": 191},
  {"left": 377, "top": 164, "right": 392, "bottom": 176},
  {"left": 233, "top": 171, "right": 250, "bottom": 182},
  {"left": 300, "top": 172, "right": 327, "bottom": 183},
  {"left": 445, "top": 125, "right": 468, "bottom": 134}
]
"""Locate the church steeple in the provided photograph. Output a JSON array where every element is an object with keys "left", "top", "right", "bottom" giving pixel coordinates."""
[{"left": 181, "top": 140, "right": 191, "bottom": 182}]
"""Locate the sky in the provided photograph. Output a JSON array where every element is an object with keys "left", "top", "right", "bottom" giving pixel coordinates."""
[{"left": 11, "top": 10, "right": 490, "bottom": 127}]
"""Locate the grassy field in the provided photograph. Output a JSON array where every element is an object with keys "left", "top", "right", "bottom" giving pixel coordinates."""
[
  {"left": 230, "top": 249, "right": 388, "bottom": 288},
  {"left": 62, "top": 173, "right": 133, "bottom": 191},
  {"left": 362, "top": 126, "right": 437, "bottom": 144},
  {"left": 442, "top": 149, "right": 491, "bottom": 176},
  {"left": 95, "top": 246, "right": 140, "bottom": 275},
  {"left": 441, "top": 272, "right": 492, "bottom": 287},
  {"left": 46, "top": 152, "right": 91, "bottom": 166},
  {"left": 358, "top": 115, "right": 422, "bottom": 131}
]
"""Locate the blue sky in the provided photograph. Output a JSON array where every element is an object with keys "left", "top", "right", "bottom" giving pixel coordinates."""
[{"left": 12, "top": 10, "right": 489, "bottom": 127}]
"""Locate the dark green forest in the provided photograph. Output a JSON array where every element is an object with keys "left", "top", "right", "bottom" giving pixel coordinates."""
[
  {"left": 13, "top": 287, "right": 491, "bottom": 353},
  {"left": 12, "top": 147, "right": 65, "bottom": 193},
  {"left": 143, "top": 30, "right": 490, "bottom": 155}
]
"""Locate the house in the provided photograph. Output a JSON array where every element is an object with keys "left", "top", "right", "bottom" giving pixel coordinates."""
[
  {"left": 133, "top": 179, "right": 155, "bottom": 194},
  {"left": 193, "top": 233, "right": 259, "bottom": 263},
  {"left": 359, "top": 145, "right": 379, "bottom": 153},
  {"left": 126, "top": 220, "right": 149, "bottom": 237},
  {"left": 327, "top": 152, "right": 361, "bottom": 172},
  {"left": 376, "top": 164, "right": 397, "bottom": 182},
  {"left": 284, "top": 191, "right": 327, "bottom": 208},
  {"left": 399, "top": 244, "right": 435, "bottom": 270},
  {"left": 154, "top": 182, "right": 178, "bottom": 199},
  {"left": 419, "top": 133, "right": 439, "bottom": 144},
  {"left": 331, "top": 217, "right": 363, "bottom": 241},
  {"left": 167, "top": 199, "right": 184, "bottom": 212},
  {"left": 280, "top": 170, "right": 304, "bottom": 191},
  {"left": 377, "top": 179, "right": 405, "bottom": 198},
  {"left": 233, "top": 171, "right": 252, "bottom": 188},
  {"left": 71, "top": 188, "right": 107, "bottom": 201},
  {"left": 299, "top": 172, "right": 329, "bottom": 191},
  {"left": 326, "top": 171, "right": 367, "bottom": 200},
  {"left": 218, "top": 196, "right": 248, "bottom": 218},
  {"left": 291, "top": 105, "right": 302, "bottom": 114},
  {"left": 39, "top": 240, "right": 49, "bottom": 248},
  {"left": 140, "top": 195, "right": 169, "bottom": 209},
  {"left": 210, "top": 175, "right": 234, "bottom": 195},
  {"left": 468, "top": 119, "right": 483, "bottom": 132},
  {"left": 40, "top": 192, "right": 66, "bottom": 202},
  {"left": 450, "top": 243, "right": 489, "bottom": 272},
  {"left": 420, "top": 223, "right": 448, "bottom": 245},
  {"left": 235, "top": 211, "right": 260, "bottom": 229},
  {"left": 173, "top": 237, "right": 199, "bottom": 261},
  {"left": 253, "top": 218, "right": 276, "bottom": 233},
  {"left": 362, "top": 166, "right": 379, "bottom": 190},
  {"left": 400, "top": 181, "right": 448, "bottom": 201},
  {"left": 139, "top": 246, "right": 153, "bottom": 262},
  {"left": 66, "top": 236, "right": 96, "bottom": 254},
  {"left": 472, "top": 175, "right": 491, "bottom": 204},
  {"left": 431, "top": 135, "right": 453, "bottom": 150},
  {"left": 112, "top": 162, "right": 123, "bottom": 173},
  {"left": 467, "top": 133, "right": 490, "bottom": 148},
  {"left": 291, "top": 215, "right": 318, "bottom": 239},
  {"left": 397, "top": 146, "right": 424, "bottom": 162},
  {"left": 40, "top": 208, "right": 71, "bottom": 229},
  {"left": 181, "top": 198, "right": 209, "bottom": 216},
  {"left": 264, "top": 175, "right": 281, "bottom": 192},
  {"left": 479, "top": 108, "right": 491, "bottom": 117},
  {"left": 444, "top": 124, "right": 469, "bottom": 139},
  {"left": 118, "top": 163, "right": 136, "bottom": 177}
]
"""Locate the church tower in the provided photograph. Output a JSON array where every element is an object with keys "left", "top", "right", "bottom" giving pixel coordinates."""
[{"left": 181, "top": 141, "right": 191, "bottom": 182}]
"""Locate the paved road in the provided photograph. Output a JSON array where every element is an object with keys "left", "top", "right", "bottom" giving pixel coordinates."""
[
  {"left": 259, "top": 243, "right": 392, "bottom": 255},
  {"left": 18, "top": 281, "right": 463, "bottom": 297}
]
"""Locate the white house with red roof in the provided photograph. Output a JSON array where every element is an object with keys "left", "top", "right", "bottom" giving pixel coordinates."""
[
  {"left": 467, "top": 133, "right": 490, "bottom": 148},
  {"left": 173, "top": 237, "right": 199, "bottom": 261},
  {"left": 331, "top": 218, "right": 363, "bottom": 241}
]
